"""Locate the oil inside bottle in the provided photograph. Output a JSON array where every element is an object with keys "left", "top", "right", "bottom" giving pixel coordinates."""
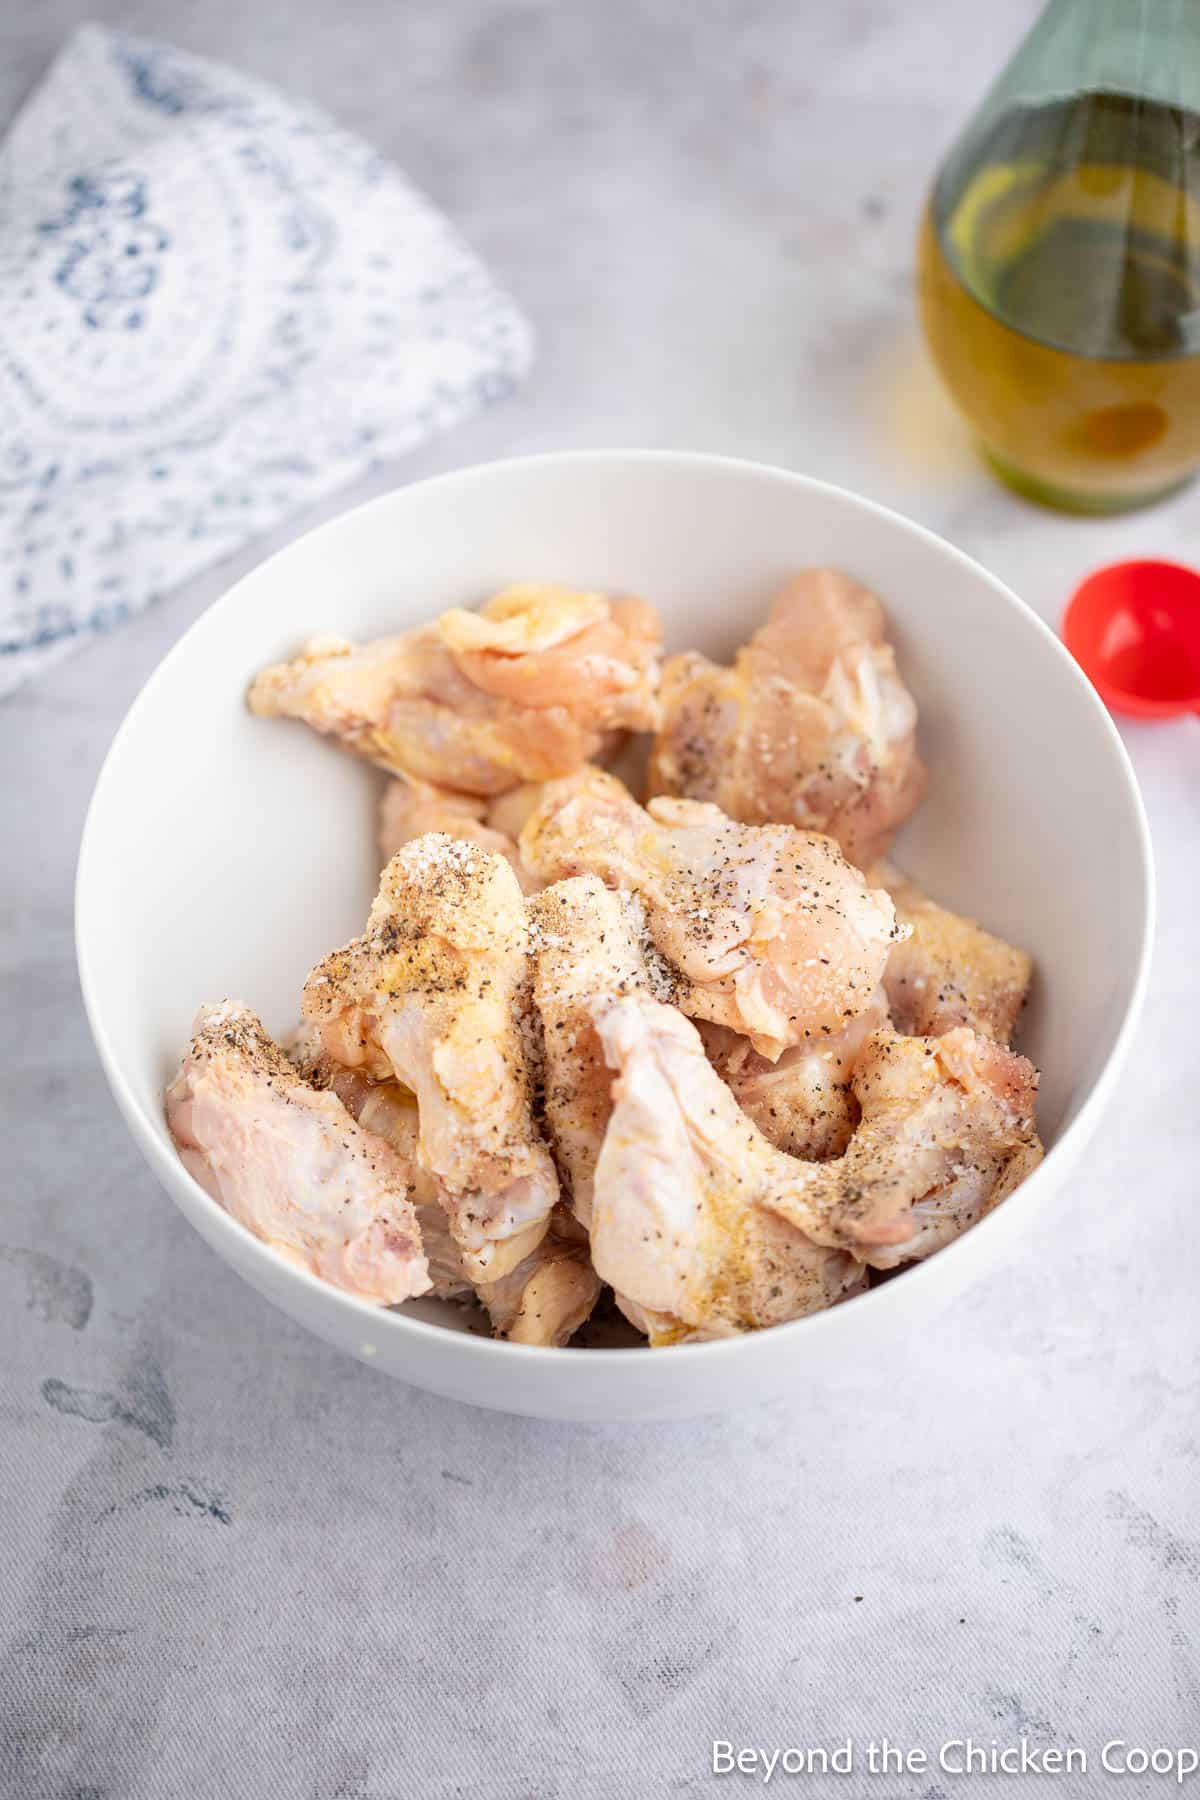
[{"left": 919, "top": 90, "right": 1200, "bottom": 511}]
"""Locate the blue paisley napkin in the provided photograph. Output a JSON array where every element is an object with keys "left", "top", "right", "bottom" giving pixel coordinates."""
[{"left": 0, "top": 26, "right": 534, "bottom": 695}]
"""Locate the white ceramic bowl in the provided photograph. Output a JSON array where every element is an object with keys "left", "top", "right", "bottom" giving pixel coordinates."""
[{"left": 76, "top": 452, "right": 1153, "bottom": 1422}]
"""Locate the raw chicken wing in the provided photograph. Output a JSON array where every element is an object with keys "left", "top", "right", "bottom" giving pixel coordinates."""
[
  {"left": 293, "top": 1047, "right": 473, "bottom": 1301},
  {"left": 475, "top": 1209, "right": 602, "bottom": 1346},
  {"left": 700, "top": 983, "right": 891, "bottom": 1162},
  {"left": 520, "top": 767, "right": 901, "bottom": 1059},
  {"left": 166, "top": 1003, "right": 429, "bottom": 1305},
  {"left": 528, "top": 875, "right": 667, "bottom": 1225},
  {"left": 302, "top": 836, "right": 559, "bottom": 1282},
  {"left": 378, "top": 773, "right": 539, "bottom": 893},
  {"left": 300, "top": 1043, "right": 599, "bottom": 1342},
  {"left": 589, "top": 994, "right": 867, "bottom": 1343},
  {"left": 871, "top": 861, "right": 1032, "bottom": 1045},
  {"left": 768, "top": 1026, "right": 1043, "bottom": 1268},
  {"left": 248, "top": 585, "right": 661, "bottom": 796},
  {"left": 647, "top": 569, "right": 925, "bottom": 866},
  {"left": 485, "top": 782, "right": 549, "bottom": 844}
]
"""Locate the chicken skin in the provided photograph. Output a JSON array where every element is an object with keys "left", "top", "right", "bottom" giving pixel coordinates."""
[
  {"left": 520, "top": 768, "right": 901, "bottom": 1059},
  {"left": 166, "top": 1003, "right": 429, "bottom": 1305},
  {"left": 248, "top": 585, "right": 662, "bottom": 797},
  {"left": 871, "top": 861, "right": 1033, "bottom": 1046},
  {"left": 528, "top": 875, "right": 669, "bottom": 1225},
  {"left": 475, "top": 1208, "right": 602, "bottom": 1346},
  {"left": 589, "top": 994, "right": 867, "bottom": 1343},
  {"left": 292, "top": 1047, "right": 473, "bottom": 1301},
  {"left": 302, "top": 836, "right": 559, "bottom": 1283},
  {"left": 647, "top": 569, "right": 925, "bottom": 867},
  {"left": 700, "top": 984, "right": 891, "bottom": 1162},
  {"left": 484, "top": 782, "right": 549, "bottom": 846},
  {"left": 297, "top": 1044, "right": 599, "bottom": 1343},
  {"left": 768, "top": 1027, "right": 1043, "bottom": 1269},
  {"left": 378, "top": 773, "right": 540, "bottom": 894}
]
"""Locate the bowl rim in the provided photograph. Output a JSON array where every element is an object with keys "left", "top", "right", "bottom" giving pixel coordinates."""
[{"left": 75, "top": 447, "right": 1156, "bottom": 1371}]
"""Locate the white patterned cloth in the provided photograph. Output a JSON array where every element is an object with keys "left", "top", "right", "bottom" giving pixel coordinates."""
[{"left": 0, "top": 26, "right": 534, "bottom": 696}]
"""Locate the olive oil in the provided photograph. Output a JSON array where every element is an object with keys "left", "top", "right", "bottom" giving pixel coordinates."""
[{"left": 919, "top": 90, "right": 1200, "bottom": 511}]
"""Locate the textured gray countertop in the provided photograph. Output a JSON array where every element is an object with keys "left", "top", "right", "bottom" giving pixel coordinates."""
[{"left": 2, "top": 4, "right": 1198, "bottom": 1796}]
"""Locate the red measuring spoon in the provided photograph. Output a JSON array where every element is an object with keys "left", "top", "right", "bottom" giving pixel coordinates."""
[{"left": 1063, "top": 559, "right": 1200, "bottom": 719}]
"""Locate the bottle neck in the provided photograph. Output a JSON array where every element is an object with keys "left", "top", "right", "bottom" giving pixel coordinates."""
[{"left": 1010, "top": 0, "right": 1198, "bottom": 113}]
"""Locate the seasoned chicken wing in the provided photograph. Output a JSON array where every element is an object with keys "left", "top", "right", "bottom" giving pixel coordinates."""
[
  {"left": 699, "top": 983, "right": 891, "bottom": 1162},
  {"left": 292, "top": 1048, "right": 473, "bottom": 1301},
  {"left": 520, "top": 768, "right": 901, "bottom": 1059},
  {"left": 647, "top": 568, "right": 925, "bottom": 867},
  {"left": 297, "top": 1044, "right": 599, "bottom": 1343},
  {"left": 768, "top": 1026, "right": 1043, "bottom": 1269},
  {"left": 248, "top": 585, "right": 662, "bottom": 797},
  {"left": 475, "top": 1208, "right": 602, "bottom": 1346},
  {"left": 528, "top": 875, "right": 669, "bottom": 1225},
  {"left": 378, "top": 773, "right": 540, "bottom": 893},
  {"left": 589, "top": 994, "right": 867, "bottom": 1343},
  {"left": 302, "top": 836, "right": 559, "bottom": 1283},
  {"left": 166, "top": 1003, "right": 429, "bottom": 1305},
  {"left": 870, "top": 861, "right": 1032, "bottom": 1045}
]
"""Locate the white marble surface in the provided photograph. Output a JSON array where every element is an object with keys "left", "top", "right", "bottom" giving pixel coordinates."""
[{"left": 2, "top": 4, "right": 1198, "bottom": 1796}]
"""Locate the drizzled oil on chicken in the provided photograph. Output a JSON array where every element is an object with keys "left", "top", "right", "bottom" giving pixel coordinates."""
[
  {"left": 520, "top": 767, "right": 901, "bottom": 1059},
  {"left": 768, "top": 1027, "right": 1043, "bottom": 1269},
  {"left": 647, "top": 569, "right": 925, "bottom": 867},
  {"left": 871, "top": 861, "right": 1032, "bottom": 1045},
  {"left": 589, "top": 994, "right": 867, "bottom": 1343},
  {"left": 528, "top": 875, "right": 669, "bottom": 1225},
  {"left": 166, "top": 1003, "right": 430, "bottom": 1305},
  {"left": 699, "top": 984, "right": 891, "bottom": 1162},
  {"left": 302, "top": 836, "right": 559, "bottom": 1283},
  {"left": 248, "top": 584, "right": 662, "bottom": 796},
  {"left": 378, "top": 773, "right": 540, "bottom": 893}
]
